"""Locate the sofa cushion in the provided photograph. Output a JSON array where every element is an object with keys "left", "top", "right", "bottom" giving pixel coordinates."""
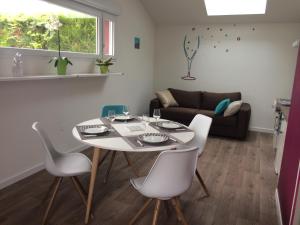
[
  {"left": 214, "top": 98, "right": 230, "bottom": 115},
  {"left": 155, "top": 90, "right": 178, "bottom": 108},
  {"left": 202, "top": 92, "right": 241, "bottom": 110},
  {"left": 161, "top": 107, "right": 199, "bottom": 122},
  {"left": 224, "top": 100, "right": 243, "bottom": 117},
  {"left": 213, "top": 115, "right": 238, "bottom": 127},
  {"left": 168, "top": 88, "right": 202, "bottom": 109}
]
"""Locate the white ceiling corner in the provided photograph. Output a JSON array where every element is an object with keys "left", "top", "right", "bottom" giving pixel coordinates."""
[
  {"left": 73, "top": 0, "right": 121, "bottom": 15},
  {"left": 140, "top": 0, "right": 300, "bottom": 25}
]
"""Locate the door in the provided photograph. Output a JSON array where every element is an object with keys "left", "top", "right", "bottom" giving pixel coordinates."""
[
  {"left": 275, "top": 119, "right": 287, "bottom": 174},
  {"left": 292, "top": 162, "right": 300, "bottom": 225}
]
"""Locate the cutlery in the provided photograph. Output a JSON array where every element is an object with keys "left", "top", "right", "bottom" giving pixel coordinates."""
[
  {"left": 83, "top": 134, "right": 98, "bottom": 137},
  {"left": 169, "top": 137, "right": 177, "bottom": 142},
  {"left": 136, "top": 140, "right": 144, "bottom": 147}
]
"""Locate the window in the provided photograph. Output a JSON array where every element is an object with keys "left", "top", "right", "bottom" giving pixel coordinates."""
[
  {"left": 204, "top": 0, "right": 267, "bottom": 16},
  {"left": 0, "top": 0, "right": 115, "bottom": 56}
]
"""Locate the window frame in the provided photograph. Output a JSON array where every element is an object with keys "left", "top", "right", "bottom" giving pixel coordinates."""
[
  {"left": 0, "top": 0, "right": 116, "bottom": 59},
  {"left": 102, "top": 13, "right": 116, "bottom": 58}
]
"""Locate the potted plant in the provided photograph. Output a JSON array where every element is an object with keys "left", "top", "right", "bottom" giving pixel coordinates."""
[
  {"left": 47, "top": 16, "right": 72, "bottom": 75},
  {"left": 96, "top": 57, "right": 113, "bottom": 74}
]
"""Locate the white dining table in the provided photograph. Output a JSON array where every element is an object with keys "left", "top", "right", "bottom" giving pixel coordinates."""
[{"left": 72, "top": 117, "right": 195, "bottom": 224}]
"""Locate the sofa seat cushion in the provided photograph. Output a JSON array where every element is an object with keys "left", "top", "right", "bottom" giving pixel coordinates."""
[
  {"left": 213, "top": 115, "right": 238, "bottom": 127},
  {"left": 161, "top": 107, "right": 199, "bottom": 122},
  {"left": 196, "top": 110, "right": 215, "bottom": 117},
  {"left": 196, "top": 109, "right": 237, "bottom": 127},
  {"left": 168, "top": 88, "right": 202, "bottom": 109},
  {"left": 202, "top": 92, "right": 241, "bottom": 110}
]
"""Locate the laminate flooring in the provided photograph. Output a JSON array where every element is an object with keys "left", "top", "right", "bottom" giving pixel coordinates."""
[{"left": 0, "top": 132, "right": 279, "bottom": 225}]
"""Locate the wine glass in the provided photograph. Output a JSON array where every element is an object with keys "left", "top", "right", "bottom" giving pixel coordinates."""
[
  {"left": 153, "top": 109, "right": 161, "bottom": 123},
  {"left": 108, "top": 110, "right": 116, "bottom": 122},
  {"left": 142, "top": 114, "right": 149, "bottom": 122},
  {"left": 142, "top": 114, "right": 149, "bottom": 131},
  {"left": 123, "top": 106, "right": 129, "bottom": 117}
]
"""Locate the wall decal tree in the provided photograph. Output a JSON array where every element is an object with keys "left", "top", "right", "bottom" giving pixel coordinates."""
[{"left": 182, "top": 29, "right": 200, "bottom": 80}]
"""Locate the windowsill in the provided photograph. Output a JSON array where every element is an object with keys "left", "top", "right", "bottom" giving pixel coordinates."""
[
  {"left": 0, "top": 47, "right": 101, "bottom": 59},
  {"left": 0, "top": 73, "right": 124, "bottom": 82},
  {"left": 0, "top": 47, "right": 116, "bottom": 60}
]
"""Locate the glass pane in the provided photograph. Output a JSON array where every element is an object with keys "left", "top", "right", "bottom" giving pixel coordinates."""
[
  {"left": 103, "top": 19, "right": 114, "bottom": 56},
  {"left": 0, "top": 0, "right": 97, "bottom": 54}
]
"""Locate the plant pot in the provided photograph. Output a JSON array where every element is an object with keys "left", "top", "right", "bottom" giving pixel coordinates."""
[
  {"left": 57, "top": 58, "right": 68, "bottom": 75},
  {"left": 100, "top": 65, "right": 109, "bottom": 74}
]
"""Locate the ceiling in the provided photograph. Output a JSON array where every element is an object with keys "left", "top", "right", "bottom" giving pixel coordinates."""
[{"left": 140, "top": 0, "right": 300, "bottom": 25}]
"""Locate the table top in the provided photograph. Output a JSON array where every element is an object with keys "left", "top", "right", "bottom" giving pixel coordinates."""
[{"left": 72, "top": 118, "right": 195, "bottom": 152}]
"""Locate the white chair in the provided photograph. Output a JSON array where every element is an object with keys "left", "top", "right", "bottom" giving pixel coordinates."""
[
  {"left": 129, "top": 147, "right": 199, "bottom": 225},
  {"left": 188, "top": 114, "right": 212, "bottom": 196},
  {"left": 32, "top": 122, "right": 92, "bottom": 225}
]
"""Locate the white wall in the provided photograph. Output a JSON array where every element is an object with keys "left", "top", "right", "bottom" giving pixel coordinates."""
[
  {"left": 0, "top": 0, "right": 155, "bottom": 188},
  {"left": 154, "top": 23, "right": 300, "bottom": 132}
]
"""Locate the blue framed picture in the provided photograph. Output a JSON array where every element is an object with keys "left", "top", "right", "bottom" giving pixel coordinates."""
[{"left": 134, "top": 37, "right": 140, "bottom": 49}]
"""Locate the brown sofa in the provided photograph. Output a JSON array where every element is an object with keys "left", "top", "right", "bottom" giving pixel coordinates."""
[{"left": 149, "top": 88, "right": 251, "bottom": 139}]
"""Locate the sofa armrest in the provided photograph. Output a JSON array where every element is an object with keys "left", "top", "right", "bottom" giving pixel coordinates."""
[
  {"left": 236, "top": 103, "right": 251, "bottom": 139},
  {"left": 149, "top": 98, "right": 162, "bottom": 116}
]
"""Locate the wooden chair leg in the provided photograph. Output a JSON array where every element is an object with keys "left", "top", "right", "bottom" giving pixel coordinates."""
[
  {"left": 41, "top": 177, "right": 58, "bottom": 204},
  {"left": 122, "top": 152, "right": 139, "bottom": 177},
  {"left": 104, "top": 151, "right": 116, "bottom": 183},
  {"left": 97, "top": 151, "right": 111, "bottom": 169},
  {"left": 164, "top": 200, "right": 171, "bottom": 217},
  {"left": 129, "top": 199, "right": 153, "bottom": 225},
  {"left": 70, "top": 177, "right": 94, "bottom": 219},
  {"left": 152, "top": 199, "right": 161, "bottom": 225},
  {"left": 195, "top": 169, "right": 209, "bottom": 197},
  {"left": 171, "top": 197, "right": 188, "bottom": 225},
  {"left": 42, "top": 177, "right": 63, "bottom": 225}
]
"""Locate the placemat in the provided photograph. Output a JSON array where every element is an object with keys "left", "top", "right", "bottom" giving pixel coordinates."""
[
  {"left": 124, "top": 135, "right": 182, "bottom": 150},
  {"left": 149, "top": 122, "right": 192, "bottom": 133},
  {"left": 76, "top": 124, "right": 120, "bottom": 140},
  {"left": 101, "top": 117, "right": 141, "bottom": 125}
]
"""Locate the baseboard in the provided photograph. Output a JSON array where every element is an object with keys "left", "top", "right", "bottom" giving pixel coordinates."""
[
  {"left": 0, "top": 144, "right": 88, "bottom": 190},
  {"left": 0, "top": 162, "right": 45, "bottom": 190},
  {"left": 275, "top": 188, "right": 284, "bottom": 225},
  {"left": 250, "top": 126, "right": 273, "bottom": 133}
]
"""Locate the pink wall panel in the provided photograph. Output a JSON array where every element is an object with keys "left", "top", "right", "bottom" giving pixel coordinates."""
[
  {"left": 103, "top": 20, "right": 110, "bottom": 55},
  {"left": 278, "top": 47, "right": 300, "bottom": 225}
]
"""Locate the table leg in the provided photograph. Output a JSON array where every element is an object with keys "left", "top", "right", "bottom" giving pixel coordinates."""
[{"left": 85, "top": 147, "right": 102, "bottom": 224}]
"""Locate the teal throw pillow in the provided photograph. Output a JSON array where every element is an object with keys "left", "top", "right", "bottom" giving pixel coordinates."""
[{"left": 214, "top": 98, "right": 230, "bottom": 115}]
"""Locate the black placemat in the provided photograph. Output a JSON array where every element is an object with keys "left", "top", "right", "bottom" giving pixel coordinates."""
[
  {"left": 76, "top": 124, "right": 120, "bottom": 140},
  {"left": 124, "top": 135, "right": 182, "bottom": 149}
]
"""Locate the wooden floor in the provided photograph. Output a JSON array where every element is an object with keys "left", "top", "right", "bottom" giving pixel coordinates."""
[{"left": 0, "top": 132, "right": 279, "bottom": 225}]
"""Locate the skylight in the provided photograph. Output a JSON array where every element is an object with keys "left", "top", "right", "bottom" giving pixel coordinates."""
[{"left": 204, "top": 0, "right": 267, "bottom": 16}]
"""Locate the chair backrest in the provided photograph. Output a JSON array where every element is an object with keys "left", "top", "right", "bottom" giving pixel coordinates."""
[
  {"left": 101, "top": 105, "right": 125, "bottom": 117},
  {"left": 139, "top": 147, "right": 198, "bottom": 199},
  {"left": 189, "top": 114, "right": 212, "bottom": 155},
  {"left": 32, "top": 122, "right": 61, "bottom": 167}
]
